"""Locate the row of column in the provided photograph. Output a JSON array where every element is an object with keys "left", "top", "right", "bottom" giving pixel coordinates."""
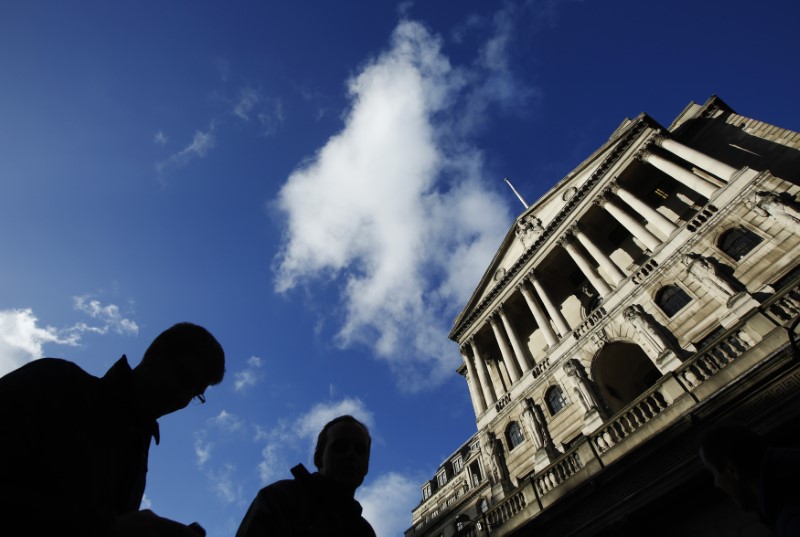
[{"left": 460, "top": 135, "right": 738, "bottom": 416}]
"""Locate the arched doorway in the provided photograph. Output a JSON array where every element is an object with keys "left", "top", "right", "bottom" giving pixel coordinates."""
[{"left": 592, "top": 341, "right": 662, "bottom": 414}]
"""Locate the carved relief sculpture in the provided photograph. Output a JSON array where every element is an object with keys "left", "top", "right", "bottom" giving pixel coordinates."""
[
  {"left": 486, "top": 431, "right": 511, "bottom": 487},
  {"left": 563, "top": 359, "right": 601, "bottom": 413},
  {"left": 623, "top": 304, "right": 676, "bottom": 359},
  {"left": 522, "top": 398, "right": 544, "bottom": 450},
  {"left": 515, "top": 214, "right": 545, "bottom": 248},
  {"left": 682, "top": 254, "right": 741, "bottom": 305},
  {"left": 747, "top": 191, "right": 800, "bottom": 233}
]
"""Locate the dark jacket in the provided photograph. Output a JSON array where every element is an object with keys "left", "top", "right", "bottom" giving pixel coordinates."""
[
  {"left": 758, "top": 447, "right": 800, "bottom": 537},
  {"left": 236, "top": 464, "right": 376, "bottom": 537},
  {"left": 0, "top": 356, "right": 158, "bottom": 536}
]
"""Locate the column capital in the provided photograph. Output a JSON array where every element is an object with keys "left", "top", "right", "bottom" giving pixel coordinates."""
[
  {"left": 651, "top": 134, "right": 667, "bottom": 147},
  {"left": 634, "top": 148, "right": 653, "bottom": 162},
  {"left": 459, "top": 344, "right": 470, "bottom": 355},
  {"left": 557, "top": 232, "right": 576, "bottom": 248},
  {"left": 488, "top": 312, "right": 500, "bottom": 326},
  {"left": 604, "top": 180, "right": 620, "bottom": 194},
  {"left": 592, "top": 193, "right": 610, "bottom": 207}
]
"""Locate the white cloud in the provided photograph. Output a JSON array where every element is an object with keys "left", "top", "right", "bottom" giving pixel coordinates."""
[
  {"left": 208, "top": 410, "right": 244, "bottom": 433},
  {"left": 208, "top": 463, "right": 241, "bottom": 505},
  {"left": 153, "top": 130, "right": 168, "bottom": 146},
  {"left": 194, "top": 433, "right": 213, "bottom": 467},
  {"left": 72, "top": 296, "right": 139, "bottom": 336},
  {"left": 156, "top": 124, "right": 216, "bottom": 174},
  {"left": 140, "top": 494, "right": 153, "bottom": 510},
  {"left": 0, "top": 308, "right": 79, "bottom": 376},
  {"left": 273, "top": 19, "right": 514, "bottom": 390},
  {"left": 233, "top": 87, "right": 260, "bottom": 121},
  {"left": 233, "top": 355, "right": 263, "bottom": 392},
  {"left": 358, "top": 473, "right": 420, "bottom": 537}
]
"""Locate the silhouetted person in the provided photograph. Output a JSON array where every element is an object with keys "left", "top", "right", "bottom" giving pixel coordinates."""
[
  {"left": 236, "top": 415, "right": 376, "bottom": 537},
  {"left": 700, "top": 426, "right": 800, "bottom": 536},
  {"left": 0, "top": 322, "right": 225, "bottom": 537}
]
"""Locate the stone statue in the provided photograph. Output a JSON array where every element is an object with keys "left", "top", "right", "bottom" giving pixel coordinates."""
[
  {"left": 486, "top": 431, "right": 510, "bottom": 485},
  {"left": 747, "top": 191, "right": 800, "bottom": 233},
  {"left": 682, "top": 254, "right": 740, "bottom": 304},
  {"left": 516, "top": 215, "right": 545, "bottom": 247},
  {"left": 563, "top": 359, "right": 600, "bottom": 413},
  {"left": 623, "top": 304, "right": 675, "bottom": 359},
  {"left": 522, "top": 398, "right": 544, "bottom": 450}
]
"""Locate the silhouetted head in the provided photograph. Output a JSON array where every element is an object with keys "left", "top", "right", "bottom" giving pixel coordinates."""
[
  {"left": 699, "top": 426, "right": 766, "bottom": 511},
  {"left": 314, "top": 415, "right": 371, "bottom": 494},
  {"left": 133, "top": 322, "right": 225, "bottom": 418}
]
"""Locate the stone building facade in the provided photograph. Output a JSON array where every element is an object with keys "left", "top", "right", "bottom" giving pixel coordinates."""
[{"left": 406, "top": 96, "right": 800, "bottom": 537}]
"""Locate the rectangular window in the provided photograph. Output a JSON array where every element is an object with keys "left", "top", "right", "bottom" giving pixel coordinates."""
[
  {"left": 437, "top": 471, "right": 447, "bottom": 487},
  {"left": 452, "top": 456, "right": 463, "bottom": 473},
  {"left": 422, "top": 483, "right": 431, "bottom": 500}
]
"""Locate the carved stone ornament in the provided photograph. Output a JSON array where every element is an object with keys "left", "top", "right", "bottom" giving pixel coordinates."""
[
  {"left": 493, "top": 267, "right": 506, "bottom": 282},
  {"left": 515, "top": 215, "right": 545, "bottom": 248},
  {"left": 747, "top": 191, "right": 800, "bottom": 233},
  {"left": 682, "top": 254, "right": 740, "bottom": 304},
  {"left": 562, "top": 186, "right": 578, "bottom": 201}
]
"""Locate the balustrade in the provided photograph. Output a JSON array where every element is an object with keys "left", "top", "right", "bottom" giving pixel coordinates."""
[
  {"left": 533, "top": 450, "right": 582, "bottom": 496},
  {"left": 632, "top": 259, "right": 659, "bottom": 285},
  {"left": 495, "top": 392, "right": 512, "bottom": 412},
  {"left": 486, "top": 489, "right": 527, "bottom": 528},
  {"left": 678, "top": 329, "right": 753, "bottom": 389},
  {"left": 686, "top": 205, "right": 718, "bottom": 232},
  {"left": 530, "top": 356, "right": 551, "bottom": 379},
  {"left": 592, "top": 388, "right": 669, "bottom": 453},
  {"left": 573, "top": 307, "right": 607, "bottom": 340}
]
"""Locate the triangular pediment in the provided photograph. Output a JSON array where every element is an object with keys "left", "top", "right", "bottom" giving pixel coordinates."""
[{"left": 450, "top": 115, "right": 647, "bottom": 340}]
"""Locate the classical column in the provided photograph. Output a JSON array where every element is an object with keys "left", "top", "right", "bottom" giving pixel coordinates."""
[
  {"left": 460, "top": 345, "right": 487, "bottom": 414},
  {"left": 489, "top": 313, "right": 521, "bottom": 383},
  {"left": 558, "top": 233, "right": 613, "bottom": 297},
  {"left": 654, "top": 136, "right": 737, "bottom": 182},
  {"left": 527, "top": 272, "right": 571, "bottom": 336},
  {"left": 469, "top": 338, "right": 498, "bottom": 404},
  {"left": 498, "top": 304, "right": 532, "bottom": 373},
  {"left": 571, "top": 223, "right": 626, "bottom": 285},
  {"left": 518, "top": 282, "right": 558, "bottom": 346},
  {"left": 611, "top": 183, "right": 678, "bottom": 239},
  {"left": 638, "top": 149, "right": 718, "bottom": 199},
  {"left": 595, "top": 192, "right": 662, "bottom": 252}
]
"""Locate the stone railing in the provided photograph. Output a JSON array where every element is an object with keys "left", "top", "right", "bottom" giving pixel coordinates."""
[
  {"left": 592, "top": 383, "right": 669, "bottom": 453},
  {"left": 686, "top": 204, "right": 718, "bottom": 232},
  {"left": 764, "top": 286, "right": 800, "bottom": 325},
  {"left": 485, "top": 488, "right": 527, "bottom": 529},
  {"left": 495, "top": 392, "right": 512, "bottom": 412},
  {"left": 677, "top": 329, "right": 754, "bottom": 389},
  {"left": 530, "top": 356, "right": 551, "bottom": 379},
  {"left": 573, "top": 307, "right": 607, "bottom": 340},
  {"left": 533, "top": 449, "right": 583, "bottom": 497},
  {"left": 631, "top": 259, "right": 658, "bottom": 285}
]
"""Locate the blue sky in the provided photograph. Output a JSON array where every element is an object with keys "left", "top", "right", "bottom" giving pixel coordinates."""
[{"left": 1, "top": 1, "right": 799, "bottom": 535}]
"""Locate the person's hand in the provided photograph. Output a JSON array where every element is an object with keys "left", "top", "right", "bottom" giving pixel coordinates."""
[{"left": 112, "top": 509, "right": 205, "bottom": 537}]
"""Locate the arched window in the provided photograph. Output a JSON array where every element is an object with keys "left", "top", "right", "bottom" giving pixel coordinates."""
[
  {"left": 506, "top": 422, "right": 524, "bottom": 449},
  {"left": 718, "top": 227, "right": 763, "bottom": 261},
  {"left": 655, "top": 284, "right": 692, "bottom": 317},
  {"left": 546, "top": 385, "right": 567, "bottom": 415}
]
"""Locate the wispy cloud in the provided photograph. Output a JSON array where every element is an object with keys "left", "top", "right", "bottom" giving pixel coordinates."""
[
  {"left": 357, "top": 472, "right": 421, "bottom": 537},
  {"left": 0, "top": 308, "right": 79, "bottom": 376},
  {"left": 72, "top": 295, "right": 138, "bottom": 336},
  {"left": 233, "top": 87, "right": 261, "bottom": 121},
  {"left": 156, "top": 123, "right": 216, "bottom": 174},
  {"left": 273, "top": 18, "right": 516, "bottom": 391},
  {"left": 153, "top": 130, "right": 168, "bottom": 146},
  {"left": 257, "top": 98, "right": 285, "bottom": 136},
  {"left": 0, "top": 298, "right": 138, "bottom": 376},
  {"left": 208, "top": 463, "right": 242, "bottom": 505},
  {"left": 233, "top": 355, "right": 263, "bottom": 392}
]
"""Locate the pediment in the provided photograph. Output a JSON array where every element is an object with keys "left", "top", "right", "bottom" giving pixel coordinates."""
[{"left": 450, "top": 116, "right": 647, "bottom": 340}]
